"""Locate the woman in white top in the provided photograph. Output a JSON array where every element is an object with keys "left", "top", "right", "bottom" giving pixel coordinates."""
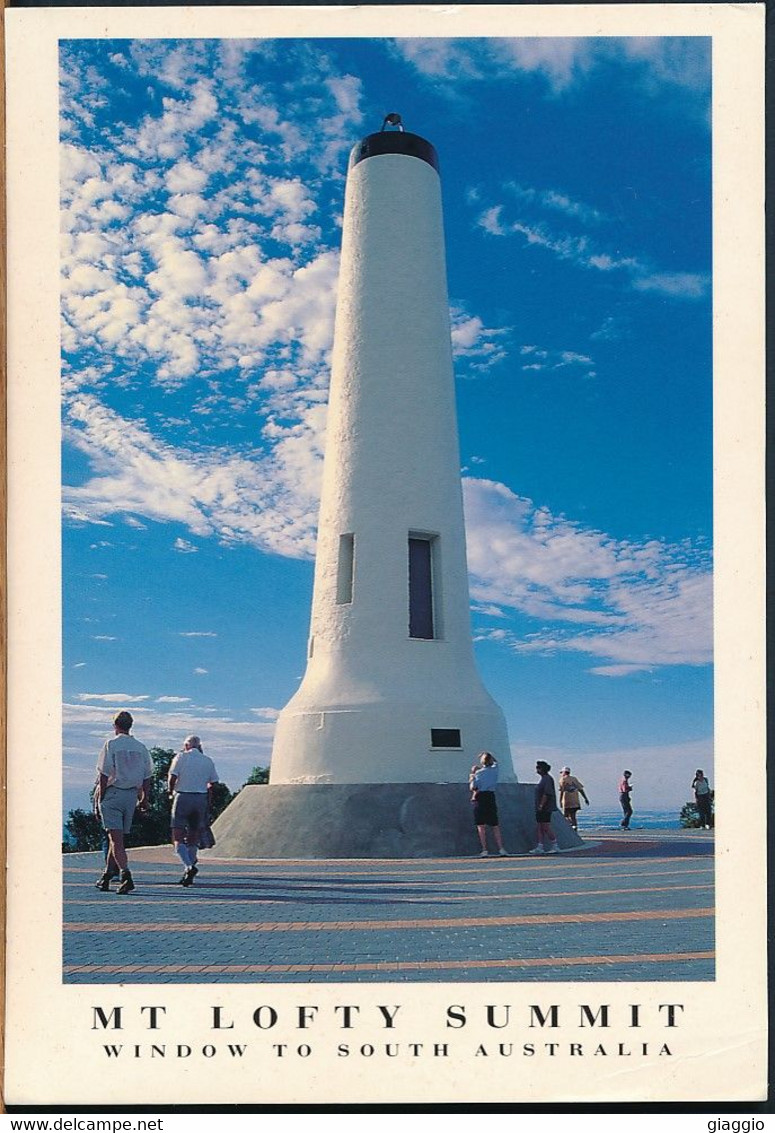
[{"left": 469, "top": 752, "right": 508, "bottom": 857}]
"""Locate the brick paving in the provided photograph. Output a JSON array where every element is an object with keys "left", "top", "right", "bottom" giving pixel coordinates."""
[{"left": 63, "top": 831, "right": 714, "bottom": 984}]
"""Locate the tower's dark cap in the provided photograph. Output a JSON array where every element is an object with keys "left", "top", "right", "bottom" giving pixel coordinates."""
[{"left": 348, "top": 129, "right": 439, "bottom": 174}]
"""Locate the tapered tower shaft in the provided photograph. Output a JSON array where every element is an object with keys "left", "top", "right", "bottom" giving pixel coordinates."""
[{"left": 270, "top": 123, "right": 513, "bottom": 785}]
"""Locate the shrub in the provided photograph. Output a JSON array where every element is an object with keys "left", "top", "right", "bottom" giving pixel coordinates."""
[
  {"left": 63, "top": 808, "right": 104, "bottom": 853},
  {"left": 679, "top": 790, "right": 714, "bottom": 829},
  {"left": 244, "top": 766, "right": 270, "bottom": 785}
]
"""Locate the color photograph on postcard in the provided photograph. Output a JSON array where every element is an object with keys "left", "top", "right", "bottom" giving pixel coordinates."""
[
  {"left": 5, "top": 3, "right": 765, "bottom": 1108},
  {"left": 58, "top": 32, "right": 714, "bottom": 985}
]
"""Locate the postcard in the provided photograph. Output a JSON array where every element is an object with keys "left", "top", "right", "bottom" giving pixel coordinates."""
[{"left": 4, "top": 3, "right": 767, "bottom": 1108}]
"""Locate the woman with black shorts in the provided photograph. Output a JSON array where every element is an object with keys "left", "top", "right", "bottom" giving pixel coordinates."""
[{"left": 469, "top": 752, "right": 508, "bottom": 857}]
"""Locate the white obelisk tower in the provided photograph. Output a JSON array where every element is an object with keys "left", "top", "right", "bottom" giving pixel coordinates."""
[
  {"left": 213, "top": 118, "right": 580, "bottom": 856},
  {"left": 270, "top": 116, "right": 514, "bottom": 787}
]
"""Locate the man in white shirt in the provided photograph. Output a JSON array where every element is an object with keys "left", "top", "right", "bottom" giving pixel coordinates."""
[
  {"left": 168, "top": 735, "right": 219, "bottom": 886},
  {"left": 95, "top": 711, "right": 153, "bottom": 894}
]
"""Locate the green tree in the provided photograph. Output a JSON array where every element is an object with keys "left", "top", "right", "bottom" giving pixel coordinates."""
[
  {"left": 126, "top": 747, "right": 175, "bottom": 847},
  {"left": 63, "top": 807, "right": 103, "bottom": 853},
  {"left": 63, "top": 746, "right": 236, "bottom": 852},
  {"left": 128, "top": 747, "right": 236, "bottom": 846},
  {"left": 244, "top": 765, "right": 270, "bottom": 785}
]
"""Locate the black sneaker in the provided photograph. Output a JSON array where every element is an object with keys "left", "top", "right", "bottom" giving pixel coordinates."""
[
  {"left": 117, "top": 871, "right": 135, "bottom": 894},
  {"left": 180, "top": 868, "right": 195, "bottom": 887}
]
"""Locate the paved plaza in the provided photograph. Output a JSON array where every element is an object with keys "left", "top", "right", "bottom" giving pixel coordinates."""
[{"left": 63, "top": 831, "right": 714, "bottom": 984}]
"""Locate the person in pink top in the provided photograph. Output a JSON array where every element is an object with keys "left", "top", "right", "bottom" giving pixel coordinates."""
[{"left": 619, "top": 770, "right": 633, "bottom": 829}]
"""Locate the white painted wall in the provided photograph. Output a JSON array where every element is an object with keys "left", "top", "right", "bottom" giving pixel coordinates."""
[{"left": 271, "top": 146, "right": 513, "bottom": 785}]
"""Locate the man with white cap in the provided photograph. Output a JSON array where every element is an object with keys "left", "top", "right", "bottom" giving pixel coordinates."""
[{"left": 168, "top": 735, "right": 219, "bottom": 886}]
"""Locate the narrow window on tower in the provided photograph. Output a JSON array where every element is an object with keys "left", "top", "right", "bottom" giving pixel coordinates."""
[
  {"left": 336, "top": 533, "right": 355, "bottom": 604},
  {"left": 408, "top": 534, "right": 438, "bottom": 639}
]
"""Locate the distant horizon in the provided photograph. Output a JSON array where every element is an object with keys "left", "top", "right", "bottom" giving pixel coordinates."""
[
  {"left": 61, "top": 804, "right": 703, "bottom": 844},
  {"left": 61, "top": 35, "right": 712, "bottom": 816}
]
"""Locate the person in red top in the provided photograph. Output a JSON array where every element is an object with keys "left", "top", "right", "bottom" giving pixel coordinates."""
[{"left": 619, "top": 770, "right": 633, "bottom": 829}]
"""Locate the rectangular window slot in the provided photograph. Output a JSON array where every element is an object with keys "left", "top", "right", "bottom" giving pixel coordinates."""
[
  {"left": 431, "top": 728, "right": 461, "bottom": 748},
  {"left": 409, "top": 535, "right": 436, "bottom": 639},
  {"left": 336, "top": 533, "right": 355, "bottom": 604}
]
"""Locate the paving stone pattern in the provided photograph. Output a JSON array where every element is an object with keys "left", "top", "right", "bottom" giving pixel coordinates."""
[{"left": 64, "top": 832, "right": 714, "bottom": 984}]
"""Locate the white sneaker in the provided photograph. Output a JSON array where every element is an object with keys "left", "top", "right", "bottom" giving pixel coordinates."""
[
  {"left": 498, "top": 848, "right": 509, "bottom": 856},
  {"left": 479, "top": 849, "right": 490, "bottom": 857},
  {"left": 546, "top": 844, "right": 559, "bottom": 854},
  {"left": 528, "top": 845, "right": 545, "bottom": 854}
]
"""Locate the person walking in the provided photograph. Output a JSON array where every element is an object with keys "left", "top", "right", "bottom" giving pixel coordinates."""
[
  {"left": 168, "top": 735, "right": 220, "bottom": 886},
  {"left": 95, "top": 710, "right": 152, "bottom": 894},
  {"left": 619, "top": 769, "right": 633, "bottom": 829},
  {"left": 92, "top": 774, "right": 111, "bottom": 865},
  {"left": 469, "top": 752, "right": 508, "bottom": 857},
  {"left": 530, "top": 760, "right": 558, "bottom": 854},
  {"left": 558, "top": 766, "right": 589, "bottom": 831},
  {"left": 691, "top": 769, "right": 713, "bottom": 829}
]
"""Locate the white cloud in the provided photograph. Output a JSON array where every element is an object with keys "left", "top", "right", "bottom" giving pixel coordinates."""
[
  {"left": 474, "top": 198, "right": 708, "bottom": 302},
  {"left": 471, "top": 603, "right": 508, "bottom": 619},
  {"left": 394, "top": 36, "right": 710, "bottom": 105},
  {"left": 63, "top": 395, "right": 323, "bottom": 559},
  {"left": 250, "top": 707, "right": 281, "bottom": 720},
  {"left": 179, "top": 631, "right": 217, "bottom": 638},
  {"left": 194, "top": 667, "right": 208, "bottom": 675},
  {"left": 479, "top": 181, "right": 606, "bottom": 228},
  {"left": 632, "top": 271, "right": 709, "bottom": 300},
  {"left": 60, "top": 44, "right": 356, "bottom": 391},
  {"left": 588, "top": 664, "right": 653, "bottom": 677},
  {"left": 156, "top": 696, "right": 192, "bottom": 704},
  {"left": 491, "top": 38, "right": 597, "bottom": 92},
  {"left": 165, "top": 160, "right": 209, "bottom": 195},
  {"left": 590, "top": 315, "right": 628, "bottom": 342},
  {"left": 173, "top": 538, "right": 198, "bottom": 554},
  {"left": 477, "top": 205, "right": 506, "bottom": 237},
  {"left": 518, "top": 343, "right": 595, "bottom": 378},
  {"left": 464, "top": 477, "right": 712, "bottom": 670},
  {"left": 450, "top": 307, "right": 510, "bottom": 374},
  {"left": 77, "top": 692, "right": 149, "bottom": 702}
]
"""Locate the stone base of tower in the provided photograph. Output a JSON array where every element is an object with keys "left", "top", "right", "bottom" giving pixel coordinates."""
[{"left": 210, "top": 782, "right": 583, "bottom": 859}]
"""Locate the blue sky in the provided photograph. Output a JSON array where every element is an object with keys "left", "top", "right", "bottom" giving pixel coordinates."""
[{"left": 60, "top": 35, "right": 712, "bottom": 814}]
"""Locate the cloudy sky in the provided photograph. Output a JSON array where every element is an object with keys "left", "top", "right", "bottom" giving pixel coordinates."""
[{"left": 60, "top": 34, "right": 712, "bottom": 814}]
